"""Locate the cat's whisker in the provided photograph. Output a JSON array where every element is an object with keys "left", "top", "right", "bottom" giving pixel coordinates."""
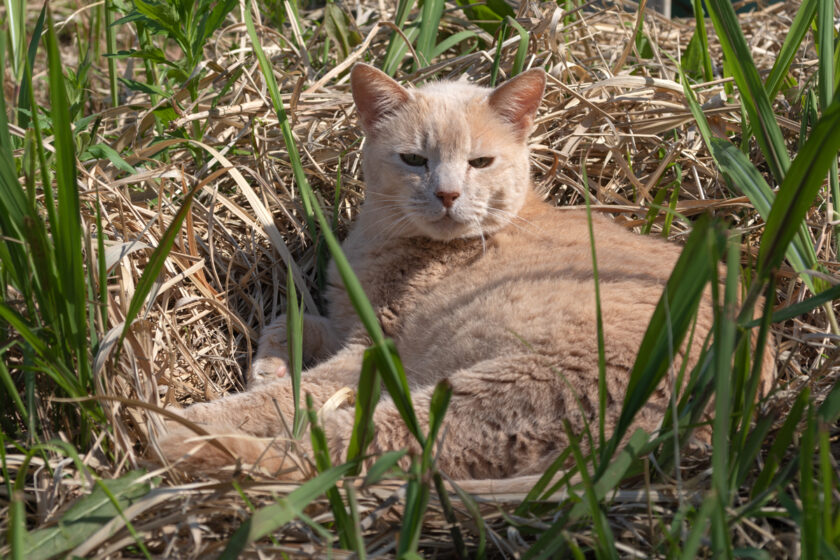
[
  {"left": 484, "top": 207, "right": 540, "bottom": 235},
  {"left": 473, "top": 217, "right": 487, "bottom": 255}
]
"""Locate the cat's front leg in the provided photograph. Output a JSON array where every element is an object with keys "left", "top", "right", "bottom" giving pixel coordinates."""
[
  {"left": 322, "top": 354, "right": 588, "bottom": 479},
  {"left": 160, "top": 344, "right": 368, "bottom": 475},
  {"left": 249, "top": 313, "right": 339, "bottom": 386}
]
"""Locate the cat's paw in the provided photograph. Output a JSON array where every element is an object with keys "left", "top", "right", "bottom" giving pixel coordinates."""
[
  {"left": 248, "top": 318, "right": 290, "bottom": 387},
  {"left": 158, "top": 424, "right": 308, "bottom": 479}
]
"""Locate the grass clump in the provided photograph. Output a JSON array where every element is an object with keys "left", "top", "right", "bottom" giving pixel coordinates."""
[{"left": 1, "top": 0, "right": 840, "bottom": 557}]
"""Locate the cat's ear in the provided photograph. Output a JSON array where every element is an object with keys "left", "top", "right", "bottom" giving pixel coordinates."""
[
  {"left": 488, "top": 69, "right": 546, "bottom": 137},
  {"left": 351, "top": 64, "right": 411, "bottom": 134}
]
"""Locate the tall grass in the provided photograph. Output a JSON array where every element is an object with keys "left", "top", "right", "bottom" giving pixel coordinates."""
[{"left": 2, "top": 0, "right": 840, "bottom": 557}]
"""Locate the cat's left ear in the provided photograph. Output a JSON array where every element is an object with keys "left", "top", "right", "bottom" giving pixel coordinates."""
[{"left": 488, "top": 69, "right": 546, "bottom": 137}]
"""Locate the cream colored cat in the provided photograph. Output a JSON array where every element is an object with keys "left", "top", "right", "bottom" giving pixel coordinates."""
[{"left": 159, "top": 64, "right": 773, "bottom": 479}]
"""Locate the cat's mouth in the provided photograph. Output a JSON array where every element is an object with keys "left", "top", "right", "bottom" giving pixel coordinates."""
[{"left": 420, "top": 210, "right": 484, "bottom": 240}]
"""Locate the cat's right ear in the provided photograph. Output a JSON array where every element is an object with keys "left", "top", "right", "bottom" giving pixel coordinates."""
[
  {"left": 488, "top": 68, "right": 546, "bottom": 138},
  {"left": 351, "top": 64, "right": 411, "bottom": 134}
]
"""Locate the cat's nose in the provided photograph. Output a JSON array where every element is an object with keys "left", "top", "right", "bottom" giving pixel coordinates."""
[{"left": 436, "top": 190, "right": 460, "bottom": 208}]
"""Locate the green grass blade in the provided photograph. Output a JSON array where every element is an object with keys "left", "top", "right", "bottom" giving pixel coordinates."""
[
  {"left": 345, "top": 485, "right": 367, "bottom": 559},
  {"left": 422, "top": 379, "right": 452, "bottom": 470},
  {"left": 751, "top": 388, "right": 809, "bottom": 498},
  {"left": 801, "top": 406, "right": 819, "bottom": 560},
  {"left": 705, "top": 0, "right": 790, "bottom": 183},
  {"left": 600, "top": 216, "right": 724, "bottom": 470},
  {"left": 397, "top": 457, "right": 430, "bottom": 558},
  {"left": 3, "top": 0, "right": 25, "bottom": 80},
  {"left": 817, "top": 377, "right": 840, "bottom": 423},
  {"left": 363, "top": 449, "right": 408, "bottom": 486},
  {"left": 677, "top": 59, "right": 820, "bottom": 292},
  {"left": 16, "top": 3, "right": 45, "bottom": 131},
  {"left": 489, "top": 22, "right": 507, "bottom": 87},
  {"left": 564, "top": 421, "right": 618, "bottom": 560},
  {"left": 286, "top": 263, "right": 305, "bottom": 437},
  {"left": 220, "top": 463, "right": 355, "bottom": 557},
  {"left": 817, "top": 0, "right": 840, "bottom": 231},
  {"left": 431, "top": 30, "right": 478, "bottom": 59},
  {"left": 757, "top": 98, "right": 840, "bottom": 278},
  {"left": 0, "top": 355, "right": 29, "bottom": 428},
  {"left": 382, "top": 0, "right": 417, "bottom": 76},
  {"left": 22, "top": 471, "right": 151, "bottom": 560},
  {"left": 583, "top": 167, "right": 607, "bottom": 450},
  {"left": 764, "top": 0, "right": 816, "bottom": 99},
  {"left": 0, "top": 29, "right": 35, "bottom": 299},
  {"left": 306, "top": 395, "right": 354, "bottom": 549},
  {"left": 504, "top": 16, "right": 529, "bottom": 77},
  {"left": 569, "top": 429, "right": 648, "bottom": 520},
  {"left": 415, "top": 0, "right": 444, "bottom": 68},
  {"left": 345, "top": 348, "right": 381, "bottom": 474},
  {"left": 244, "top": 3, "right": 424, "bottom": 445},
  {"left": 104, "top": 0, "right": 119, "bottom": 106},
  {"left": 710, "top": 234, "right": 740, "bottom": 549},
  {"left": 382, "top": 25, "right": 420, "bottom": 77},
  {"left": 680, "top": 494, "right": 716, "bottom": 560},
  {"left": 745, "top": 282, "right": 840, "bottom": 327},
  {"left": 432, "top": 472, "right": 468, "bottom": 559},
  {"left": 46, "top": 5, "right": 90, "bottom": 386},
  {"left": 119, "top": 182, "right": 202, "bottom": 346},
  {"left": 8, "top": 487, "right": 26, "bottom": 560},
  {"left": 691, "top": 0, "right": 713, "bottom": 82},
  {"left": 819, "top": 424, "right": 835, "bottom": 553}
]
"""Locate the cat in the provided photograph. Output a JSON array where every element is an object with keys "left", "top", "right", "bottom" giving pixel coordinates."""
[{"left": 158, "top": 64, "right": 775, "bottom": 480}]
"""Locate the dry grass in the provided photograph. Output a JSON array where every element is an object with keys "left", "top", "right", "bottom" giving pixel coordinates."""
[{"left": 2, "top": 0, "right": 839, "bottom": 557}]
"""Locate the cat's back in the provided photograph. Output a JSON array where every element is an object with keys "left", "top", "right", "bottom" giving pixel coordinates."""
[{"left": 394, "top": 197, "right": 693, "bottom": 385}]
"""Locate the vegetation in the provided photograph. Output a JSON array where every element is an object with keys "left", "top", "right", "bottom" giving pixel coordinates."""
[{"left": 1, "top": 0, "right": 839, "bottom": 556}]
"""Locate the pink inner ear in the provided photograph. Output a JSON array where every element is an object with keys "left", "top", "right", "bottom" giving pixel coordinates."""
[
  {"left": 488, "top": 69, "right": 546, "bottom": 135},
  {"left": 351, "top": 65, "right": 411, "bottom": 133}
]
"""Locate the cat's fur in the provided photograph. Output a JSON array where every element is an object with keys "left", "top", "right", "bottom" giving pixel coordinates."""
[{"left": 159, "top": 64, "right": 774, "bottom": 479}]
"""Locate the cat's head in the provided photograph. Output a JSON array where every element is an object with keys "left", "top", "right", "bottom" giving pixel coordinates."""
[{"left": 350, "top": 64, "right": 545, "bottom": 241}]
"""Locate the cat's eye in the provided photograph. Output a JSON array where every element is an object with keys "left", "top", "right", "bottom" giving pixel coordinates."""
[
  {"left": 468, "top": 157, "right": 494, "bottom": 169},
  {"left": 400, "top": 153, "right": 428, "bottom": 167}
]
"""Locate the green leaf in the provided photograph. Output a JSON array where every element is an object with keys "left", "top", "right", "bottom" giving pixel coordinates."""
[
  {"left": 677, "top": 59, "right": 820, "bottom": 293},
  {"left": 455, "top": 0, "right": 511, "bottom": 35},
  {"left": 705, "top": 0, "right": 790, "bottom": 183},
  {"left": 564, "top": 421, "right": 618, "bottom": 560},
  {"left": 324, "top": 2, "right": 361, "bottom": 62},
  {"left": 758, "top": 98, "right": 840, "bottom": 277},
  {"left": 422, "top": 379, "right": 452, "bottom": 471},
  {"left": 397, "top": 457, "right": 430, "bottom": 558},
  {"left": 569, "top": 429, "right": 648, "bottom": 520},
  {"left": 118, "top": 77, "right": 169, "bottom": 97},
  {"left": 432, "top": 30, "right": 478, "bottom": 59},
  {"left": 415, "top": 0, "right": 445, "bottom": 67},
  {"left": 16, "top": 3, "right": 46, "bottom": 131},
  {"left": 220, "top": 463, "right": 354, "bottom": 558},
  {"left": 363, "top": 449, "right": 408, "bottom": 486},
  {"left": 504, "top": 16, "right": 529, "bottom": 77},
  {"left": 46, "top": 6, "right": 89, "bottom": 377},
  {"left": 81, "top": 143, "right": 136, "bottom": 174},
  {"left": 801, "top": 407, "right": 819, "bottom": 560},
  {"left": 119, "top": 181, "right": 203, "bottom": 347},
  {"left": 287, "top": 264, "right": 305, "bottom": 437},
  {"left": 600, "top": 216, "right": 725, "bottom": 470},
  {"left": 764, "top": 0, "right": 816, "bottom": 99},
  {"left": 23, "top": 472, "right": 151, "bottom": 560},
  {"left": 346, "top": 348, "right": 381, "bottom": 474},
  {"left": 751, "top": 388, "right": 809, "bottom": 498}
]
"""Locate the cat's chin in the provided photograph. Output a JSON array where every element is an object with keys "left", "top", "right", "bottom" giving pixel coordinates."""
[{"left": 413, "top": 214, "right": 488, "bottom": 242}]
